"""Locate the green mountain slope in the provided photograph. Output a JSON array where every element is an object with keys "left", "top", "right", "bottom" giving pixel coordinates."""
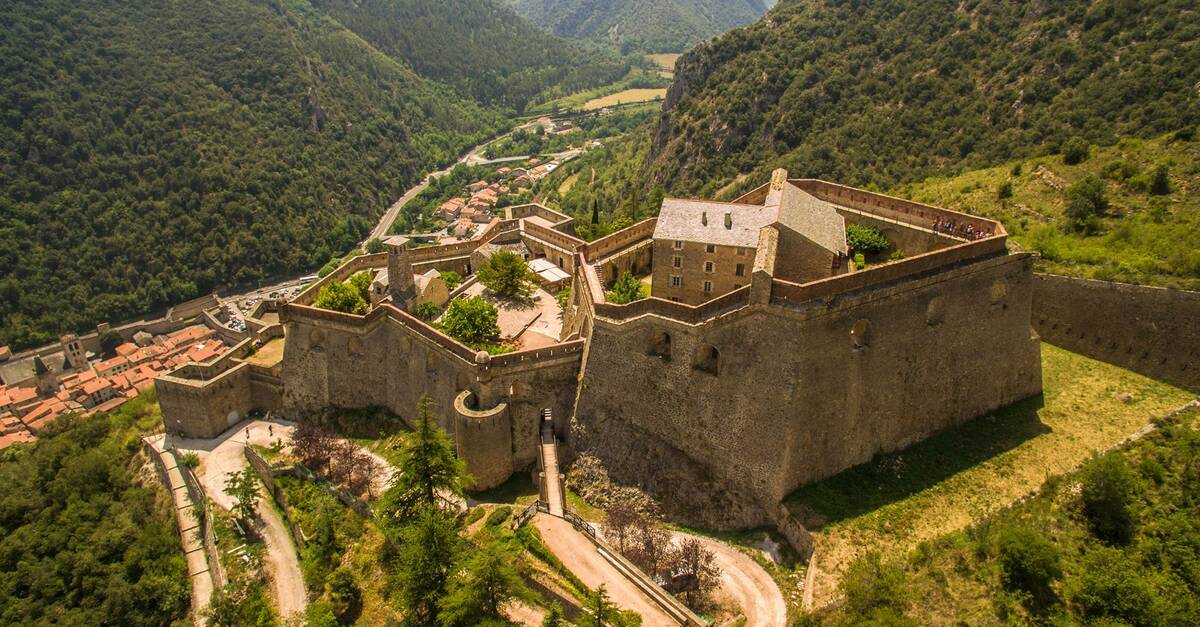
[
  {"left": 308, "top": 0, "right": 629, "bottom": 111},
  {"left": 506, "top": 0, "right": 769, "bottom": 52},
  {"left": 649, "top": 0, "right": 1200, "bottom": 197},
  {"left": 0, "top": 0, "right": 504, "bottom": 350}
]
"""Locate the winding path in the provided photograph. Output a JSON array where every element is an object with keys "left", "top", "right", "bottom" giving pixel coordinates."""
[{"left": 669, "top": 532, "right": 787, "bottom": 627}]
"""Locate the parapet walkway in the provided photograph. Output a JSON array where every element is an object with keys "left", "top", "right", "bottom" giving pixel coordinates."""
[{"left": 144, "top": 435, "right": 213, "bottom": 626}]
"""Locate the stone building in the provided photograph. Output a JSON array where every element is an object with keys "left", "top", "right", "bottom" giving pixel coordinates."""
[{"left": 158, "top": 186, "right": 1040, "bottom": 552}]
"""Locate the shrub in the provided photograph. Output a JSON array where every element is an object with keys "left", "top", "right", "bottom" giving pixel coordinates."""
[
  {"left": 997, "top": 180, "right": 1013, "bottom": 200},
  {"left": 1063, "top": 137, "right": 1090, "bottom": 165},
  {"left": 1148, "top": 165, "right": 1171, "bottom": 195},
  {"left": 439, "top": 296, "right": 500, "bottom": 347},
  {"left": 465, "top": 507, "right": 486, "bottom": 525},
  {"left": 439, "top": 270, "right": 464, "bottom": 291},
  {"left": 314, "top": 281, "right": 367, "bottom": 315},
  {"left": 1172, "top": 126, "right": 1196, "bottom": 142},
  {"left": 605, "top": 271, "right": 648, "bottom": 304},
  {"left": 1065, "top": 176, "right": 1108, "bottom": 232},
  {"left": 1101, "top": 160, "right": 1140, "bottom": 182},
  {"left": 1081, "top": 454, "right": 1138, "bottom": 544},
  {"left": 477, "top": 250, "right": 536, "bottom": 300},
  {"left": 1074, "top": 547, "right": 1157, "bottom": 626},
  {"left": 555, "top": 287, "right": 571, "bottom": 312},
  {"left": 853, "top": 252, "right": 866, "bottom": 270},
  {"left": 841, "top": 551, "right": 909, "bottom": 619},
  {"left": 847, "top": 223, "right": 890, "bottom": 255},
  {"left": 485, "top": 505, "right": 512, "bottom": 526},
  {"left": 996, "top": 527, "right": 1061, "bottom": 594},
  {"left": 413, "top": 301, "right": 441, "bottom": 322},
  {"left": 364, "top": 237, "right": 387, "bottom": 254},
  {"left": 1011, "top": 162, "right": 1023, "bottom": 176},
  {"left": 179, "top": 451, "right": 200, "bottom": 469}
]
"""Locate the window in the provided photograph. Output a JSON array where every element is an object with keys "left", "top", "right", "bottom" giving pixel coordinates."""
[
  {"left": 670, "top": 275, "right": 682, "bottom": 288},
  {"left": 736, "top": 247, "right": 747, "bottom": 256},
  {"left": 735, "top": 263, "right": 745, "bottom": 277},
  {"left": 703, "top": 281, "right": 712, "bottom": 294},
  {"left": 670, "top": 296, "right": 680, "bottom": 302},
  {"left": 704, "top": 261, "right": 714, "bottom": 273},
  {"left": 706, "top": 244, "right": 716, "bottom": 254},
  {"left": 673, "top": 256, "right": 682, "bottom": 268},
  {"left": 693, "top": 344, "right": 720, "bottom": 375},
  {"left": 673, "top": 240, "right": 683, "bottom": 250}
]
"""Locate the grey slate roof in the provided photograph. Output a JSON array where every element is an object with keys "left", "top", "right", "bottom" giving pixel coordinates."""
[
  {"left": 775, "top": 184, "right": 848, "bottom": 255},
  {"left": 654, "top": 199, "right": 774, "bottom": 248}
]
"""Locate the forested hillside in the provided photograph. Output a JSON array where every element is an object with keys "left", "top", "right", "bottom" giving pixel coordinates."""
[
  {"left": 308, "top": 0, "right": 629, "bottom": 111},
  {"left": 649, "top": 0, "right": 1200, "bottom": 197},
  {"left": 0, "top": 0, "right": 503, "bottom": 351},
  {"left": 0, "top": 394, "right": 189, "bottom": 625},
  {"left": 507, "top": 0, "right": 769, "bottom": 52}
]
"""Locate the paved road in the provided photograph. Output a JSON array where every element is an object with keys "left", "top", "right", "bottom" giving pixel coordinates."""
[
  {"left": 534, "top": 514, "right": 675, "bottom": 626},
  {"left": 669, "top": 531, "right": 787, "bottom": 627}
]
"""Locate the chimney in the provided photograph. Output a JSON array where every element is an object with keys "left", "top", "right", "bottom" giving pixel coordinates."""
[
  {"left": 724, "top": 212, "right": 732, "bottom": 229},
  {"left": 701, "top": 211, "right": 708, "bottom": 226}
]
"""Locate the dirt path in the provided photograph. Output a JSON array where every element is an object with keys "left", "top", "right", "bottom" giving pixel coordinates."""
[
  {"left": 534, "top": 515, "right": 675, "bottom": 626},
  {"left": 670, "top": 532, "right": 787, "bottom": 627},
  {"left": 257, "top": 490, "right": 307, "bottom": 621}
]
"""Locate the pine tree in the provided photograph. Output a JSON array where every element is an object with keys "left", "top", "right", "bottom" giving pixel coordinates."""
[
  {"left": 380, "top": 395, "right": 471, "bottom": 525},
  {"left": 438, "top": 538, "right": 534, "bottom": 625},
  {"left": 395, "top": 506, "right": 462, "bottom": 626}
]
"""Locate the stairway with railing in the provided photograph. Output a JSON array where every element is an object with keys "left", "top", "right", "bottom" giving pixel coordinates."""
[{"left": 539, "top": 409, "right": 565, "bottom": 516}]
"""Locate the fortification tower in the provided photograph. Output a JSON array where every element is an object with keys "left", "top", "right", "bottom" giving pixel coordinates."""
[
  {"left": 386, "top": 236, "right": 417, "bottom": 309},
  {"left": 60, "top": 333, "right": 86, "bottom": 370}
]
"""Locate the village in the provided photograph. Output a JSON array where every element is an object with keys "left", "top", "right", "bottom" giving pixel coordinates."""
[{"left": 0, "top": 324, "right": 234, "bottom": 447}]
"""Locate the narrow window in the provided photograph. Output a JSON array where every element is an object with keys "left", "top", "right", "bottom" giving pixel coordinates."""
[
  {"left": 706, "top": 244, "right": 716, "bottom": 254},
  {"left": 670, "top": 275, "right": 682, "bottom": 288},
  {"left": 703, "top": 280, "right": 712, "bottom": 294},
  {"left": 694, "top": 344, "right": 720, "bottom": 375},
  {"left": 704, "top": 261, "right": 714, "bottom": 273},
  {"left": 673, "top": 256, "right": 682, "bottom": 268},
  {"left": 735, "top": 263, "right": 745, "bottom": 277},
  {"left": 670, "top": 296, "right": 680, "bottom": 302},
  {"left": 673, "top": 240, "right": 683, "bottom": 250}
]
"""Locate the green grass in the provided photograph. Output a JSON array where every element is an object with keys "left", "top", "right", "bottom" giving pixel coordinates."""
[
  {"left": 810, "top": 406, "right": 1200, "bottom": 626},
  {"left": 472, "top": 471, "right": 538, "bottom": 506},
  {"left": 792, "top": 343, "right": 1196, "bottom": 604},
  {"left": 897, "top": 132, "right": 1200, "bottom": 290}
]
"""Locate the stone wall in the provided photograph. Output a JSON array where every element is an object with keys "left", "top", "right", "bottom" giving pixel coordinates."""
[
  {"left": 278, "top": 304, "right": 585, "bottom": 490},
  {"left": 573, "top": 252, "right": 1041, "bottom": 526},
  {"left": 1033, "top": 274, "right": 1200, "bottom": 392},
  {"left": 157, "top": 361, "right": 253, "bottom": 438}
]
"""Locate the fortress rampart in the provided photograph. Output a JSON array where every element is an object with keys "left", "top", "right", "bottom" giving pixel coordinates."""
[{"left": 1032, "top": 274, "right": 1200, "bottom": 392}]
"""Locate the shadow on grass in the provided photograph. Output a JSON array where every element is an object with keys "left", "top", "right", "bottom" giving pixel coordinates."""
[
  {"left": 786, "top": 394, "right": 1048, "bottom": 528},
  {"left": 469, "top": 470, "right": 538, "bottom": 506}
]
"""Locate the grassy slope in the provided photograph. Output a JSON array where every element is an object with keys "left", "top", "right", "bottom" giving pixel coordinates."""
[
  {"left": 898, "top": 132, "right": 1200, "bottom": 290},
  {"left": 788, "top": 344, "right": 1196, "bottom": 605}
]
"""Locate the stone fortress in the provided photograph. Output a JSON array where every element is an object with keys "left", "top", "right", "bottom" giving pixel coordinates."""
[{"left": 158, "top": 170, "right": 1046, "bottom": 551}]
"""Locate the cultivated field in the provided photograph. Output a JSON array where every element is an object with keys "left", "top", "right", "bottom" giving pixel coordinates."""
[{"left": 582, "top": 88, "right": 667, "bottom": 110}]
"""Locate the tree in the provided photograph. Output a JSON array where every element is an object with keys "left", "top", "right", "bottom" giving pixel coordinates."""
[
  {"left": 380, "top": 395, "right": 471, "bottom": 524},
  {"left": 997, "top": 179, "right": 1013, "bottom": 200},
  {"left": 438, "top": 539, "right": 534, "bottom": 626},
  {"left": 672, "top": 537, "right": 720, "bottom": 610},
  {"left": 1074, "top": 546, "right": 1156, "bottom": 626},
  {"left": 365, "top": 237, "right": 387, "bottom": 254},
  {"left": 395, "top": 506, "right": 462, "bottom": 626},
  {"left": 439, "top": 296, "right": 500, "bottom": 347},
  {"left": 582, "top": 585, "right": 615, "bottom": 627},
  {"left": 604, "top": 501, "right": 641, "bottom": 554},
  {"left": 325, "top": 567, "right": 361, "bottom": 623},
  {"left": 224, "top": 468, "right": 261, "bottom": 523},
  {"left": 98, "top": 330, "right": 123, "bottom": 357},
  {"left": 555, "top": 287, "right": 571, "bottom": 313},
  {"left": 439, "top": 271, "right": 465, "bottom": 291},
  {"left": 1081, "top": 454, "right": 1138, "bottom": 544},
  {"left": 846, "top": 224, "right": 890, "bottom": 255},
  {"left": 1149, "top": 165, "right": 1172, "bottom": 195},
  {"left": 348, "top": 271, "right": 373, "bottom": 302},
  {"left": 292, "top": 419, "right": 336, "bottom": 472},
  {"left": 314, "top": 281, "right": 367, "bottom": 314},
  {"left": 996, "top": 526, "right": 1061, "bottom": 596},
  {"left": 1065, "top": 176, "right": 1109, "bottom": 232},
  {"left": 541, "top": 603, "right": 566, "bottom": 627},
  {"left": 414, "top": 301, "right": 442, "bottom": 322},
  {"left": 1063, "top": 137, "right": 1091, "bottom": 165},
  {"left": 477, "top": 251, "right": 536, "bottom": 300},
  {"left": 605, "top": 271, "right": 647, "bottom": 304}
]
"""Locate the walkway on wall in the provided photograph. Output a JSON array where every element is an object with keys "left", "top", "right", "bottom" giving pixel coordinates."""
[
  {"left": 539, "top": 409, "right": 565, "bottom": 516},
  {"left": 144, "top": 435, "right": 214, "bottom": 626}
]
